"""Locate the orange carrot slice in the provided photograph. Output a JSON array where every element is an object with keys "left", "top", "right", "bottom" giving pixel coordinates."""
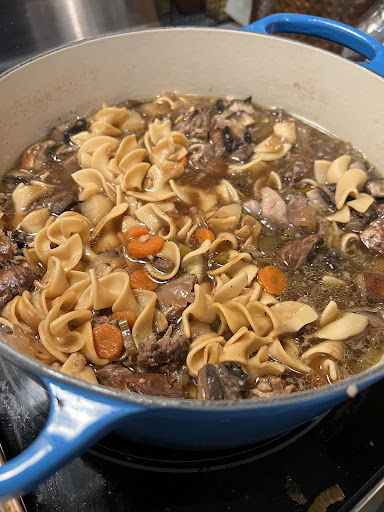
[
  {"left": 93, "top": 324, "right": 124, "bottom": 360},
  {"left": 257, "top": 266, "right": 289, "bottom": 295}
]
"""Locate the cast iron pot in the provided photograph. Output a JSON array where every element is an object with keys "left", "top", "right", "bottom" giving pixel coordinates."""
[{"left": 0, "top": 14, "right": 384, "bottom": 501}]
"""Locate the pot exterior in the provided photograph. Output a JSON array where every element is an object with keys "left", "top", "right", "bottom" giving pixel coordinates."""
[{"left": 1, "top": 26, "right": 384, "bottom": 498}]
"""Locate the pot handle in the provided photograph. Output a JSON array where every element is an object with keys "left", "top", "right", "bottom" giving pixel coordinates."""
[
  {"left": 0, "top": 377, "right": 143, "bottom": 501},
  {"left": 242, "top": 13, "right": 384, "bottom": 77}
]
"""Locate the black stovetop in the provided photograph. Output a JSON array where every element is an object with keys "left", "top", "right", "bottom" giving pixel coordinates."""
[{"left": 0, "top": 356, "right": 383, "bottom": 512}]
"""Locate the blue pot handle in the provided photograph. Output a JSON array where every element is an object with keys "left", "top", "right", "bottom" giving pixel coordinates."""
[
  {"left": 242, "top": 13, "right": 384, "bottom": 78},
  {"left": 0, "top": 377, "right": 143, "bottom": 500}
]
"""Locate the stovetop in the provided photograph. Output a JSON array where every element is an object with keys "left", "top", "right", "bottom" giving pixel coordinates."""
[{"left": 0, "top": 355, "right": 383, "bottom": 512}]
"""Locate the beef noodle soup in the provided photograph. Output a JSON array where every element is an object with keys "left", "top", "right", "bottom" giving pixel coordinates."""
[{"left": 0, "top": 92, "right": 383, "bottom": 400}]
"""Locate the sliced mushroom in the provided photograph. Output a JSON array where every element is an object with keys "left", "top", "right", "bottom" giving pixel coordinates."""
[
  {"left": 50, "top": 117, "right": 88, "bottom": 144},
  {"left": 197, "top": 362, "right": 249, "bottom": 400},
  {"left": 366, "top": 178, "right": 384, "bottom": 198},
  {"left": 32, "top": 190, "right": 78, "bottom": 215},
  {"left": 306, "top": 187, "right": 336, "bottom": 214},
  {"left": 21, "top": 140, "right": 56, "bottom": 170},
  {"left": 2, "top": 169, "right": 34, "bottom": 187},
  {"left": 225, "top": 98, "right": 255, "bottom": 115}
]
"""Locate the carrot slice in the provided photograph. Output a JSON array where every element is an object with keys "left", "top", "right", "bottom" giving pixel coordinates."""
[
  {"left": 195, "top": 228, "right": 215, "bottom": 245},
  {"left": 130, "top": 269, "right": 158, "bottom": 291},
  {"left": 125, "top": 226, "right": 149, "bottom": 242},
  {"left": 257, "top": 265, "right": 289, "bottom": 295},
  {"left": 127, "top": 235, "right": 164, "bottom": 258},
  {"left": 93, "top": 323, "right": 124, "bottom": 360},
  {"left": 111, "top": 311, "right": 138, "bottom": 328},
  {"left": 178, "top": 155, "right": 188, "bottom": 167}
]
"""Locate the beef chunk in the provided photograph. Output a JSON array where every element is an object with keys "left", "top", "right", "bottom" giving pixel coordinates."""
[
  {"left": 188, "top": 144, "right": 227, "bottom": 175},
  {"left": 91, "top": 314, "right": 119, "bottom": 329},
  {"left": 32, "top": 190, "right": 78, "bottom": 215},
  {"left": 152, "top": 256, "right": 175, "bottom": 273},
  {"left": 346, "top": 206, "right": 376, "bottom": 232},
  {"left": 96, "top": 364, "right": 185, "bottom": 398},
  {"left": 156, "top": 274, "right": 196, "bottom": 320},
  {"left": 250, "top": 376, "right": 297, "bottom": 398},
  {"left": 260, "top": 187, "right": 288, "bottom": 226},
  {"left": 366, "top": 178, "right": 384, "bottom": 198},
  {"left": 21, "top": 140, "right": 56, "bottom": 170},
  {"left": 197, "top": 362, "right": 249, "bottom": 400},
  {"left": 360, "top": 217, "right": 384, "bottom": 254},
  {"left": 50, "top": 117, "right": 88, "bottom": 144},
  {"left": 0, "top": 230, "right": 16, "bottom": 263},
  {"left": 286, "top": 194, "right": 317, "bottom": 231},
  {"left": 175, "top": 108, "right": 213, "bottom": 141},
  {"left": 278, "top": 234, "right": 323, "bottom": 269},
  {"left": 0, "top": 266, "right": 34, "bottom": 308},
  {"left": 137, "top": 326, "right": 190, "bottom": 370},
  {"left": 7, "top": 230, "right": 31, "bottom": 255},
  {"left": 282, "top": 160, "right": 312, "bottom": 185},
  {"left": 357, "top": 272, "right": 384, "bottom": 301}
]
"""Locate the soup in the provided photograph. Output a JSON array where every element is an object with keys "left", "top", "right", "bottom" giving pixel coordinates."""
[{"left": 0, "top": 91, "right": 383, "bottom": 400}]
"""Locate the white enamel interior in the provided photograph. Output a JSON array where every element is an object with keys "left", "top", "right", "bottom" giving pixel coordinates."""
[{"left": 0, "top": 28, "right": 383, "bottom": 174}]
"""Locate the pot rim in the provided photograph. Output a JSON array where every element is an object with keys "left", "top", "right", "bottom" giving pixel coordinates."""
[
  {"left": 1, "top": 26, "right": 382, "bottom": 83},
  {"left": 0, "top": 26, "right": 383, "bottom": 411}
]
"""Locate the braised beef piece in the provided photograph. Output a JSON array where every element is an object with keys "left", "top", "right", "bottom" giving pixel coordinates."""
[
  {"left": 260, "top": 187, "right": 288, "bottom": 226},
  {"left": 366, "top": 178, "right": 384, "bottom": 198},
  {"left": 360, "top": 217, "right": 384, "bottom": 254},
  {"left": 278, "top": 234, "right": 323, "bottom": 269},
  {"left": 7, "top": 230, "right": 31, "bottom": 255},
  {"left": 54, "top": 147, "right": 81, "bottom": 175},
  {"left": 197, "top": 362, "right": 249, "bottom": 400},
  {"left": 0, "top": 230, "right": 16, "bottom": 263},
  {"left": 96, "top": 364, "right": 185, "bottom": 398},
  {"left": 357, "top": 272, "right": 384, "bottom": 301},
  {"left": 156, "top": 273, "right": 196, "bottom": 320},
  {"left": 0, "top": 266, "right": 34, "bottom": 308},
  {"left": 137, "top": 326, "right": 190, "bottom": 370},
  {"left": 250, "top": 376, "right": 296, "bottom": 398},
  {"left": 273, "top": 117, "right": 296, "bottom": 145},
  {"left": 306, "top": 187, "right": 336, "bottom": 214},
  {"left": 286, "top": 194, "right": 316, "bottom": 231},
  {"left": 209, "top": 128, "right": 226, "bottom": 157},
  {"left": 21, "top": 140, "right": 56, "bottom": 170},
  {"left": 31, "top": 190, "right": 78, "bottom": 215},
  {"left": 49, "top": 117, "right": 88, "bottom": 144},
  {"left": 175, "top": 108, "right": 213, "bottom": 141},
  {"left": 188, "top": 144, "right": 227, "bottom": 175},
  {"left": 91, "top": 315, "right": 119, "bottom": 329},
  {"left": 278, "top": 158, "right": 312, "bottom": 185},
  {"left": 152, "top": 256, "right": 175, "bottom": 273}
]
